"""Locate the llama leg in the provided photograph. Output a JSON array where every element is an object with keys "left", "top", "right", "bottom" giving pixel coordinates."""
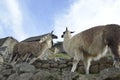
[
  {"left": 26, "top": 54, "right": 31, "bottom": 62},
  {"left": 84, "top": 57, "right": 92, "bottom": 74},
  {"left": 22, "top": 54, "right": 28, "bottom": 61},
  {"left": 71, "top": 60, "right": 79, "bottom": 72},
  {"left": 29, "top": 58, "right": 37, "bottom": 64},
  {"left": 109, "top": 45, "right": 120, "bottom": 68},
  {"left": 71, "top": 52, "right": 81, "bottom": 72},
  {"left": 12, "top": 54, "right": 18, "bottom": 62}
]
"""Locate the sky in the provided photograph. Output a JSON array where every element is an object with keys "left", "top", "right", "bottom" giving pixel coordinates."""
[{"left": 0, "top": 0, "right": 120, "bottom": 42}]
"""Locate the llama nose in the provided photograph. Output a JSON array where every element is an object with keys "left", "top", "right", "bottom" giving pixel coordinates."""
[
  {"left": 61, "top": 35, "right": 63, "bottom": 38},
  {"left": 52, "top": 34, "right": 58, "bottom": 39}
]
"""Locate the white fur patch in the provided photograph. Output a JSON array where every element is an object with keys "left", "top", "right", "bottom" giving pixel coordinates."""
[
  {"left": 118, "top": 45, "right": 120, "bottom": 56},
  {"left": 86, "top": 57, "right": 92, "bottom": 74},
  {"left": 93, "top": 45, "right": 108, "bottom": 61}
]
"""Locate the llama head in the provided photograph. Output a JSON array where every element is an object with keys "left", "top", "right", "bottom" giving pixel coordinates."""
[
  {"left": 50, "top": 31, "right": 58, "bottom": 39},
  {"left": 39, "top": 31, "right": 58, "bottom": 43},
  {"left": 61, "top": 27, "right": 74, "bottom": 38}
]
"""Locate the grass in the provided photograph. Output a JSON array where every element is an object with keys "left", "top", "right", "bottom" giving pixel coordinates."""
[{"left": 48, "top": 53, "right": 71, "bottom": 60}]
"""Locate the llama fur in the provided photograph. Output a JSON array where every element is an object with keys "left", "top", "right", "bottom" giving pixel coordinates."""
[
  {"left": 62, "top": 24, "right": 120, "bottom": 74},
  {"left": 12, "top": 32, "right": 57, "bottom": 63}
]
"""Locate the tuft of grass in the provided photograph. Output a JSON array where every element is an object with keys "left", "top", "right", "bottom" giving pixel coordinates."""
[{"left": 49, "top": 53, "right": 71, "bottom": 59}]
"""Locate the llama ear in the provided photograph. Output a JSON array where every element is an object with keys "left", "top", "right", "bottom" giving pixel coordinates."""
[
  {"left": 51, "top": 30, "right": 54, "bottom": 34},
  {"left": 66, "top": 27, "right": 68, "bottom": 31}
]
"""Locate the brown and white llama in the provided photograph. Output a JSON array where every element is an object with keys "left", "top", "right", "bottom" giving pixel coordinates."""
[
  {"left": 61, "top": 24, "right": 120, "bottom": 74},
  {"left": 12, "top": 31, "right": 58, "bottom": 64}
]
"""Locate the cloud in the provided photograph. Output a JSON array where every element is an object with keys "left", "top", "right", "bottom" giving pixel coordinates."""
[
  {"left": 0, "top": 27, "right": 4, "bottom": 36},
  {"left": 0, "top": 0, "right": 28, "bottom": 41},
  {"left": 54, "top": 0, "right": 120, "bottom": 41}
]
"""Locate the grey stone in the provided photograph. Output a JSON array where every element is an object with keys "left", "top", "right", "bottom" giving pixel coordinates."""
[
  {"left": 0, "top": 74, "right": 4, "bottom": 80},
  {"left": 50, "top": 63, "right": 58, "bottom": 68},
  {"left": 33, "top": 70, "right": 60, "bottom": 80},
  {"left": 59, "top": 64, "right": 67, "bottom": 68},
  {"left": 0, "top": 57, "right": 119, "bottom": 80},
  {"left": 8, "top": 73, "right": 33, "bottom": 80},
  {"left": 18, "top": 73, "right": 33, "bottom": 80},
  {"left": 41, "top": 64, "right": 50, "bottom": 68},
  {"left": 14, "top": 62, "right": 35, "bottom": 73},
  {"left": 78, "top": 67, "right": 120, "bottom": 80},
  {"left": 7, "top": 73, "right": 19, "bottom": 80},
  {"left": 99, "top": 67, "right": 120, "bottom": 80},
  {"left": 90, "top": 65, "right": 99, "bottom": 73},
  {"left": 62, "top": 71, "right": 79, "bottom": 80},
  {"left": 1, "top": 69, "right": 12, "bottom": 76}
]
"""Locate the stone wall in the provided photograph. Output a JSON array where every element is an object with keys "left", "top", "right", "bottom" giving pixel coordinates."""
[
  {"left": 33, "top": 57, "right": 113, "bottom": 74},
  {"left": 0, "top": 57, "right": 120, "bottom": 80}
]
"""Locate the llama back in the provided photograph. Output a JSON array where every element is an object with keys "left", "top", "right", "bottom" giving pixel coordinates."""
[
  {"left": 69, "top": 26, "right": 106, "bottom": 56},
  {"left": 69, "top": 24, "right": 120, "bottom": 57},
  {"left": 103, "top": 24, "right": 120, "bottom": 46},
  {"left": 14, "top": 41, "right": 43, "bottom": 57}
]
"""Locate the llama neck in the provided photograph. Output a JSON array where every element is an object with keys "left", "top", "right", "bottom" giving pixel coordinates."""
[{"left": 63, "top": 34, "right": 72, "bottom": 53}]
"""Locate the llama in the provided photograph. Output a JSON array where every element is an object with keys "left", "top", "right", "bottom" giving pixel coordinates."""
[
  {"left": 12, "top": 31, "right": 57, "bottom": 64},
  {"left": 61, "top": 24, "right": 120, "bottom": 74},
  {"left": 0, "top": 37, "right": 18, "bottom": 63},
  {"left": 0, "top": 46, "right": 8, "bottom": 63}
]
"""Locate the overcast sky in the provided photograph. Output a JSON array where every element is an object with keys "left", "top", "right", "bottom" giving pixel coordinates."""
[{"left": 0, "top": 0, "right": 120, "bottom": 42}]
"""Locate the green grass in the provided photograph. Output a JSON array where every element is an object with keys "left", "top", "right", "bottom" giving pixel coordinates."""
[{"left": 49, "top": 53, "right": 71, "bottom": 59}]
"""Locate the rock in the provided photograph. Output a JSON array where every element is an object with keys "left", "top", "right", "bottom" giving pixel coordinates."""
[
  {"left": 99, "top": 67, "right": 120, "bottom": 80},
  {"left": 62, "top": 71, "right": 80, "bottom": 80},
  {"left": 33, "top": 71, "right": 47, "bottom": 80},
  {"left": 78, "top": 67, "right": 120, "bottom": 80},
  {"left": 41, "top": 64, "right": 50, "bottom": 68},
  {"left": 90, "top": 65, "right": 99, "bottom": 73},
  {"left": 33, "top": 62, "right": 41, "bottom": 68},
  {"left": 7, "top": 73, "right": 33, "bottom": 80},
  {"left": 7, "top": 73, "right": 19, "bottom": 80},
  {"left": 78, "top": 66, "right": 85, "bottom": 74},
  {"left": 33, "top": 70, "right": 60, "bottom": 80},
  {"left": 18, "top": 73, "right": 33, "bottom": 80},
  {"left": 78, "top": 74, "right": 99, "bottom": 80},
  {"left": 58, "top": 59, "right": 68, "bottom": 64},
  {"left": 59, "top": 64, "right": 67, "bottom": 68},
  {"left": 67, "top": 61, "right": 72, "bottom": 66},
  {"left": 0, "top": 57, "right": 119, "bottom": 80},
  {"left": 14, "top": 62, "right": 35, "bottom": 73},
  {"left": 50, "top": 63, "right": 58, "bottom": 68},
  {"left": 0, "top": 69, "right": 12, "bottom": 76},
  {"left": 0, "top": 73, "right": 6, "bottom": 80}
]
